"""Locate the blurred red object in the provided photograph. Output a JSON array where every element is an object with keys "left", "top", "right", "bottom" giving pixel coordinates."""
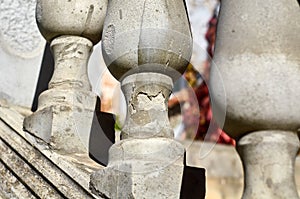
[
  {"left": 168, "top": 8, "right": 235, "bottom": 146},
  {"left": 194, "top": 81, "right": 235, "bottom": 145}
]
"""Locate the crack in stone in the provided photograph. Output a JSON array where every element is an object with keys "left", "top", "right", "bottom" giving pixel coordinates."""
[
  {"left": 129, "top": 90, "right": 167, "bottom": 113},
  {"left": 137, "top": 91, "right": 164, "bottom": 101},
  {"left": 129, "top": 85, "right": 137, "bottom": 113},
  {"left": 81, "top": 4, "right": 94, "bottom": 36},
  {"left": 138, "top": 91, "right": 165, "bottom": 101},
  {"left": 137, "top": 0, "right": 147, "bottom": 65}
]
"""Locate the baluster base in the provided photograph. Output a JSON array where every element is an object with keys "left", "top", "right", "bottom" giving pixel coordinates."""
[
  {"left": 23, "top": 36, "right": 96, "bottom": 154},
  {"left": 237, "top": 130, "right": 299, "bottom": 199},
  {"left": 90, "top": 138, "right": 185, "bottom": 198}
]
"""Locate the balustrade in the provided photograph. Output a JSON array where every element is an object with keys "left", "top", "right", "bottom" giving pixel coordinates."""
[{"left": 22, "top": 0, "right": 300, "bottom": 198}]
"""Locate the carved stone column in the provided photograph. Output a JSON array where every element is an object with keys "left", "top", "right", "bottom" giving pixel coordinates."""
[
  {"left": 23, "top": 0, "right": 108, "bottom": 153},
  {"left": 210, "top": 0, "right": 300, "bottom": 198},
  {"left": 90, "top": 0, "right": 192, "bottom": 198}
]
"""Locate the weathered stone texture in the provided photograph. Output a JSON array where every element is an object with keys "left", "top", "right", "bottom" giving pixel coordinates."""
[
  {"left": 36, "top": 0, "right": 107, "bottom": 44},
  {"left": 91, "top": 138, "right": 185, "bottom": 199},
  {"left": 0, "top": 162, "right": 35, "bottom": 199},
  {"left": 210, "top": 0, "right": 300, "bottom": 138},
  {"left": 237, "top": 131, "right": 299, "bottom": 199},
  {"left": 0, "top": 0, "right": 44, "bottom": 58},
  {"left": 0, "top": 105, "right": 101, "bottom": 198},
  {"left": 0, "top": 0, "right": 45, "bottom": 107},
  {"left": 91, "top": 73, "right": 186, "bottom": 198},
  {"left": 23, "top": 36, "right": 96, "bottom": 154}
]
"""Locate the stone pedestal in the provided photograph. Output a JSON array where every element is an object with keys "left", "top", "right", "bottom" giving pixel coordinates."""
[
  {"left": 91, "top": 138, "right": 184, "bottom": 198},
  {"left": 24, "top": 36, "right": 96, "bottom": 153},
  {"left": 237, "top": 131, "right": 300, "bottom": 199},
  {"left": 90, "top": 73, "right": 185, "bottom": 198}
]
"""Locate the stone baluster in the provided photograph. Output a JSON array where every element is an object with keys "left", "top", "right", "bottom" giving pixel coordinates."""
[
  {"left": 210, "top": 0, "right": 300, "bottom": 198},
  {"left": 90, "top": 0, "right": 193, "bottom": 198},
  {"left": 23, "top": 0, "right": 108, "bottom": 153}
]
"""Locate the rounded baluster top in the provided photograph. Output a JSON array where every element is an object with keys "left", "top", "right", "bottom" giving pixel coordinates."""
[
  {"left": 210, "top": 0, "right": 300, "bottom": 138},
  {"left": 36, "top": 0, "right": 108, "bottom": 44},
  {"left": 101, "top": 0, "right": 193, "bottom": 81}
]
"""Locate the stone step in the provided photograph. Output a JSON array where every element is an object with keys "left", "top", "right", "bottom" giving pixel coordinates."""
[{"left": 0, "top": 106, "right": 100, "bottom": 198}]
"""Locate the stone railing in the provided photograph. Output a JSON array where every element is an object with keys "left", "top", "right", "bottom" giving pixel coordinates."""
[
  {"left": 23, "top": 0, "right": 193, "bottom": 198},
  {"left": 20, "top": 0, "right": 300, "bottom": 198}
]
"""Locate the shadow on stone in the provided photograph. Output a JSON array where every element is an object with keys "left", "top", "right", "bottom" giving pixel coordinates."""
[
  {"left": 31, "top": 43, "right": 54, "bottom": 112},
  {"left": 89, "top": 97, "right": 115, "bottom": 166}
]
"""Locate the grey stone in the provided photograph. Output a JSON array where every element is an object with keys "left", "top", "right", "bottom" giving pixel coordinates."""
[
  {"left": 0, "top": 106, "right": 100, "bottom": 198},
  {"left": 24, "top": 36, "right": 96, "bottom": 154},
  {"left": 90, "top": 73, "right": 187, "bottom": 198},
  {"left": 237, "top": 131, "right": 299, "bottom": 199},
  {"left": 210, "top": 1, "right": 300, "bottom": 198},
  {"left": 210, "top": 0, "right": 300, "bottom": 138},
  {"left": 0, "top": 161, "right": 36, "bottom": 199},
  {"left": 24, "top": 0, "right": 109, "bottom": 154},
  {"left": 0, "top": 0, "right": 45, "bottom": 58},
  {"left": 91, "top": 0, "right": 192, "bottom": 196},
  {"left": 0, "top": 0, "right": 45, "bottom": 107},
  {"left": 101, "top": 0, "right": 193, "bottom": 80},
  {"left": 91, "top": 138, "right": 185, "bottom": 199},
  {"left": 121, "top": 73, "right": 173, "bottom": 139},
  {"left": 36, "top": 0, "right": 108, "bottom": 44}
]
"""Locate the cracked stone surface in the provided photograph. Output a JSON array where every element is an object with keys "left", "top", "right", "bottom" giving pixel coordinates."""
[
  {"left": 121, "top": 73, "right": 173, "bottom": 139},
  {"left": 91, "top": 0, "right": 192, "bottom": 197},
  {"left": 90, "top": 73, "right": 186, "bottom": 198}
]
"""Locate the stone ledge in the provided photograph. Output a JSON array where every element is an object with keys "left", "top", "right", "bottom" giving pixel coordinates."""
[{"left": 0, "top": 105, "right": 102, "bottom": 198}]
